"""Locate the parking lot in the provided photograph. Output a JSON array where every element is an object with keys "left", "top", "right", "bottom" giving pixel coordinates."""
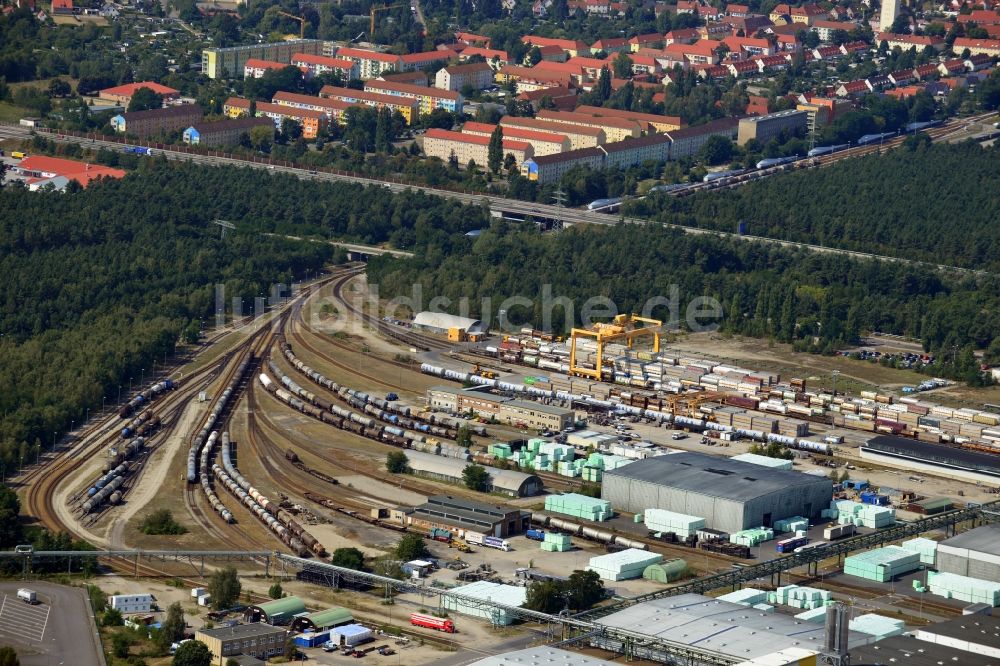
[{"left": 0, "top": 582, "right": 102, "bottom": 666}]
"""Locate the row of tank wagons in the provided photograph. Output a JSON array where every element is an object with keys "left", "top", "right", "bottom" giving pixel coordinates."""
[
  {"left": 186, "top": 356, "right": 253, "bottom": 483},
  {"left": 103, "top": 437, "right": 146, "bottom": 472},
  {"left": 420, "top": 363, "right": 833, "bottom": 456},
  {"left": 118, "top": 379, "right": 175, "bottom": 419},
  {"left": 277, "top": 338, "right": 487, "bottom": 437},
  {"left": 534, "top": 515, "right": 649, "bottom": 550},
  {"left": 259, "top": 372, "right": 472, "bottom": 461},
  {"left": 215, "top": 430, "right": 327, "bottom": 558},
  {"left": 121, "top": 410, "right": 160, "bottom": 439},
  {"left": 82, "top": 461, "right": 131, "bottom": 514},
  {"left": 199, "top": 431, "right": 234, "bottom": 523},
  {"left": 269, "top": 357, "right": 459, "bottom": 440}
]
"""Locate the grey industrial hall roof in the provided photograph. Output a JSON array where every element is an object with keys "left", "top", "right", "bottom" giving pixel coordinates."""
[
  {"left": 198, "top": 623, "right": 286, "bottom": 639},
  {"left": 598, "top": 593, "right": 867, "bottom": 661},
  {"left": 938, "top": 523, "right": 1000, "bottom": 553},
  {"left": 850, "top": 633, "right": 998, "bottom": 666},
  {"left": 914, "top": 614, "right": 1000, "bottom": 645},
  {"left": 863, "top": 435, "right": 1000, "bottom": 477},
  {"left": 412, "top": 311, "right": 484, "bottom": 332},
  {"left": 604, "top": 451, "right": 829, "bottom": 501},
  {"left": 466, "top": 647, "right": 616, "bottom": 666}
]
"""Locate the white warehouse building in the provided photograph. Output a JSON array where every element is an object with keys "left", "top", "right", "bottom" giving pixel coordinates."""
[
  {"left": 601, "top": 452, "right": 832, "bottom": 534},
  {"left": 412, "top": 311, "right": 487, "bottom": 335}
]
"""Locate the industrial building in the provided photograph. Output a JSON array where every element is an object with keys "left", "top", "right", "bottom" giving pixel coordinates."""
[
  {"left": 467, "top": 648, "right": 616, "bottom": 666},
  {"left": 596, "top": 594, "right": 869, "bottom": 663},
  {"left": 443, "top": 581, "right": 527, "bottom": 626},
  {"left": 243, "top": 596, "right": 307, "bottom": 625},
  {"left": 288, "top": 606, "right": 354, "bottom": 633},
  {"left": 736, "top": 109, "right": 808, "bottom": 145},
  {"left": 401, "top": 451, "right": 543, "bottom": 497},
  {"left": 408, "top": 494, "right": 532, "bottom": 537},
  {"left": 601, "top": 452, "right": 832, "bottom": 534},
  {"left": 201, "top": 39, "right": 324, "bottom": 79},
  {"left": 427, "top": 385, "right": 575, "bottom": 432},
  {"left": 936, "top": 524, "right": 1000, "bottom": 582},
  {"left": 412, "top": 311, "right": 487, "bottom": 336},
  {"left": 860, "top": 435, "right": 1000, "bottom": 484},
  {"left": 196, "top": 623, "right": 288, "bottom": 665}
]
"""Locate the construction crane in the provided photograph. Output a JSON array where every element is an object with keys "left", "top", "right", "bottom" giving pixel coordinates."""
[
  {"left": 277, "top": 10, "right": 306, "bottom": 39},
  {"left": 569, "top": 314, "right": 662, "bottom": 381},
  {"left": 370, "top": 3, "right": 406, "bottom": 37}
]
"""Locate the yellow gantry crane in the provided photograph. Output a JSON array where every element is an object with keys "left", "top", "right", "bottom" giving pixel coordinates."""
[
  {"left": 370, "top": 3, "right": 407, "bottom": 36},
  {"left": 569, "top": 314, "right": 662, "bottom": 380},
  {"left": 277, "top": 10, "right": 306, "bottom": 39}
]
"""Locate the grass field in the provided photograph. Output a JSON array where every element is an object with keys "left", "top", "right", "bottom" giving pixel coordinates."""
[
  {"left": 9, "top": 76, "right": 78, "bottom": 92},
  {"left": 0, "top": 101, "right": 32, "bottom": 124}
]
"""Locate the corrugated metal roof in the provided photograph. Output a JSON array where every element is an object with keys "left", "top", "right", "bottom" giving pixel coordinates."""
[
  {"left": 404, "top": 451, "right": 539, "bottom": 493},
  {"left": 302, "top": 607, "right": 353, "bottom": 627},
  {"left": 604, "top": 452, "right": 829, "bottom": 501},
  {"left": 253, "top": 596, "right": 307, "bottom": 618},
  {"left": 939, "top": 523, "right": 1000, "bottom": 553},
  {"left": 412, "top": 311, "right": 485, "bottom": 332},
  {"left": 450, "top": 581, "right": 527, "bottom": 607},
  {"left": 466, "top": 648, "right": 616, "bottom": 666}
]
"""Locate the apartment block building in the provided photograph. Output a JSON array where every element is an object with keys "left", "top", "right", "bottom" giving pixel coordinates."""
[
  {"left": 318, "top": 85, "right": 420, "bottom": 124},
  {"left": 202, "top": 39, "right": 323, "bottom": 79},
  {"left": 364, "top": 79, "right": 463, "bottom": 114},
  {"left": 423, "top": 128, "right": 533, "bottom": 168},
  {"left": 182, "top": 117, "right": 274, "bottom": 147},
  {"left": 110, "top": 105, "right": 204, "bottom": 138}
]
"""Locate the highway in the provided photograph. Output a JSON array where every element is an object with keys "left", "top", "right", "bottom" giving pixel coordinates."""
[{"left": 0, "top": 122, "right": 989, "bottom": 276}]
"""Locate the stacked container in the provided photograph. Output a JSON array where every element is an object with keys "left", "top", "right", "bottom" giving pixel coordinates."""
[
  {"left": 717, "top": 588, "right": 768, "bottom": 606},
  {"left": 730, "top": 527, "right": 775, "bottom": 547},
  {"left": 587, "top": 549, "right": 663, "bottom": 581},
  {"left": 926, "top": 572, "right": 1000, "bottom": 606},
  {"left": 901, "top": 537, "right": 938, "bottom": 565},
  {"left": 823, "top": 500, "right": 896, "bottom": 529},
  {"left": 731, "top": 453, "right": 793, "bottom": 470},
  {"left": 643, "top": 509, "right": 706, "bottom": 539},
  {"left": 544, "top": 493, "right": 613, "bottom": 521},
  {"left": 768, "top": 585, "right": 832, "bottom": 609},
  {"left": 773, "top": 516, "right": 810, "bottom": 533},
  {"left": 541, "top": 532, "right": 572, "bottom": 552},
  {"left": 843, "top": 546, "right": 921, "bottom": 582}
]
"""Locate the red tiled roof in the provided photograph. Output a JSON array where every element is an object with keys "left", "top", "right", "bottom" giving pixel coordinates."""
[
  {"left": 224, "top": 96, "right": 251, "bottom": 109},
  {"left": 291, "top": 54, "right": 355, "bottom": 69},
  {"left": 401, "top": 49, "right": 457, "bottom": 64},
  {"left": 256, "top": 102, "right": 327, "bottom": 119},
  {"left": 462, "top": 121, "right": 568, "bottom": 144},
  {"left": 337, "top": 48, "right": 401, "bottom": 63},
  {"left": 244, "top": 58, "right": 290, "bottom": 70},
  {"left": 100, "top": 81, "right": 179, "bottom": 97},
  {"left": 272, "top": 91, "right": 354, "bottom": 112},
  {"left": 18, "top": 155, "right": 126, "bottom": 186}
]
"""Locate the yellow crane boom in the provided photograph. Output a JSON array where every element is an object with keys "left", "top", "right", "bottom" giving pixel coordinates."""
[{"left": 277, "top": 10, "right": 305, "bottom": 39}]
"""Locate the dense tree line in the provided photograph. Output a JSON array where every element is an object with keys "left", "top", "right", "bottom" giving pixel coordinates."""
[
  {"left": 367, "top": 221, "right": 1000, "bottom": 361},
  {"left": 0, "top": 159, "right": 487, "bottom": 472},
  {"left": 628, "top": 141, "right": 1000, "bottom": 272}
]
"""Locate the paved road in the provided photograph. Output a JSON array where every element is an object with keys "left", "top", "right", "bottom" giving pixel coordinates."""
[
  {"left": 0, "top": 124, "right": 988, "bottom": 276},
  {"left": 0, "top": 581, "right": 104, "bottom": 666}
]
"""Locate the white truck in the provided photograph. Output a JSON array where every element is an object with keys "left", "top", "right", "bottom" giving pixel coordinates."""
[
  {"left": 17, "top": 588, "right": 37, "bottom": 604},
  {"left": 464, "top": 533, "right": 511, "bottom": 551}
]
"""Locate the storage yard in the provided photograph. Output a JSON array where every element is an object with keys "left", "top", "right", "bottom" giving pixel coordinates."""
[{"left": 12, "top": 265, "right": 1000, "bottom": 666}]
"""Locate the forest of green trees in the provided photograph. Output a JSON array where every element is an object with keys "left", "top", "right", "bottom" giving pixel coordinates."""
[
  {"left": 0, "top": 159, "right": 489, "bottom": 471},
  {"left": 367, "top": 221, "right": 1000, "bottom": 382},
  {"left": 627, "top": 141, "right": 1000, "bottom": 272}
]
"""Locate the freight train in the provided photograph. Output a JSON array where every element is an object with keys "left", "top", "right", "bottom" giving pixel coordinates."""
[
  {"left": 420, "top": 363, "right": 833, "bottom": 455},
  {"left": 533, "top": 514, "right": 649, "bottom": 550},
  {"left": 259, "top": 372, "right": 472, "bottom": 460},
  {"left": 215, "top": 431, "right": 327, "bottom": 558},
  {"left": 121, "top": 410, "right": 160, "bottom": 439},
  {"left": 186, "top": 356, "right": 253, "bottom": 483},
  {"left": 118, "top": 379, "right": 175, "bottom": 418},
  {"left": 277, "top": 336, "right": 486, "bottom": 437},
  {"left": 199, "top": 431, "right": 234, "bottom": 523}
]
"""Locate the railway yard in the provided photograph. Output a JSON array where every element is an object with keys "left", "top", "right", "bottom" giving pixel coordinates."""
[{"left": 10, "top": 263, "right": 1000, "bottom": 666}]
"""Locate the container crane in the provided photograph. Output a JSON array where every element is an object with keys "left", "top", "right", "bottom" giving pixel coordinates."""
[
  {"left": 370, "top": 3, "right": 406, "bottom": 36},
  {"left": 277, "top": 10, "right": 306, "bottom": 39},
  {"left": 569, "top": 314, "right": 662, "bottom": 380}
]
